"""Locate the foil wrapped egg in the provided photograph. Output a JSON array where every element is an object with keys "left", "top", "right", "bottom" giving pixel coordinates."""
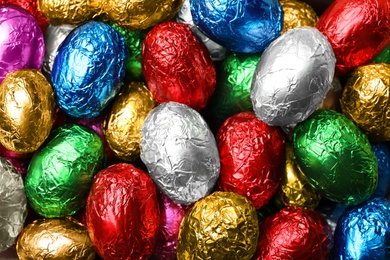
[
  {"left": 177, "top": 191, "right": 259, "bottom": 260},
  {"left": 25, "top": 124, "right": 105, "bottom": 218},
  {"left": 293, "top": 110, "right": 378, "bottom": 205},
  {"left": 51, "top": 21, "right": 126, "bottom": 118},
  {"left": 0, "top": 157, "right": 27, "bottom": 252},
  {"left": 280, "top": 0, "right": 318, "bottom": 33},
  {"left": 16, "top": 217, "right": 95, "bottom": 259},
  {"left": 371, "top": 143, "right": 390, "bottom": 198},
  {"left": 86, "top": 163, "right": 160, "bottom": 260},
  {"left": 0, "top": 69, "right": 55, "bottom": 154},
  {"left": 0, "top": 5, "right": 45, "bottom": 84},
  {"left": 251, "top": 27, "right": 336, "bottom": 126},
  {"left": 372, "top": 45, "right": 390, "bottom": 64},
  {"left": 141, "top": 102, "right": 220, "bottom": 205}
]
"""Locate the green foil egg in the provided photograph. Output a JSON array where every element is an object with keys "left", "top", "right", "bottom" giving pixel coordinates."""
[
  {"left": 25, "top": 124, "right": 105, "bottom": 218},
  {"left": 292, "top": 110, "right": 378, "bottom": 205},
  {"left": 372, "top": 45, "right": 390, "bottom": 64}
]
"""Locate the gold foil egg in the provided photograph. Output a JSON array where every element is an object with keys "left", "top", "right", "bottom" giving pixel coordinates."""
[
  {"left": 0, "top": 69, "right": 54, "bottom": 154},
  {"left": 177, "top": 191, "right": 259, "bottom": 260},
  {"left": 279, "top": 143, "right": 321, "bottom": 209},
  {"left": 341, "top": 63, "right": 390, "bottom": 141},
  {"left": 104, "top": 82, "right": 155, "bottom": 161},
  {"left": 280, "top": 0, "right": 318, "bottom": 33},
  {"left": 16, "top": 217, "right": 95, "bottom": 260}
]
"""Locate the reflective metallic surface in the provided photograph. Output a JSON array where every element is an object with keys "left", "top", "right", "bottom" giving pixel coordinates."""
[{"left": 280, "top": 0, "right": 318, "bottom": 33}]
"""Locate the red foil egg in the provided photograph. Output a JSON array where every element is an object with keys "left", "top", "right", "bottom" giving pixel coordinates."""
[
  {"left": 316, "top": 0, "right": 390, "bottom": 75},
  {"left": 85, "top": 163, "right": 160, "bottom": 260},
  {"left": 142, "top": 21, "right": 216, "bottom": 111},
  {"left": 254, "top": 207, "right": 333, "bottom": 260},
  {"left": 217, "top": 112, "right": 285, "bottom": 209}
]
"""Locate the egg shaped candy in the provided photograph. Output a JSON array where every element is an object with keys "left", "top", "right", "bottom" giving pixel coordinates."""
[
  {"left": 85, "top": 163, "right": 160, "bottom": 260},
  {"left": 251, "top": 27, "right": 336, "bottom": 126},
  {"left": 371, "top": 143, "right": 390, "bottom": 198},
  {"left": 25, "top": 124, "right": 105, "bottom": 218},
  {"left": 0, "top": 157, "right": 27, "bottom": 252},
  {"left": 16, "top": 217, "right": 95, "bottom": 259},
  {"left": 0, "top": 5, "right": 45, "bottom": 84},
  {"left": 293, "top": 110, "right": 378, "bottom": 205},
  {"left": 51, "top": 21, "right": 126, "bottom": 118},
  {"left": 0, "top": 70, "right": 54, "bottom": 154},
  {"left": 141, "top": 102, "right": 220, "bottom": 204},
  {"left": 280, "top": 0, "right": 318, "bottom": 34}
]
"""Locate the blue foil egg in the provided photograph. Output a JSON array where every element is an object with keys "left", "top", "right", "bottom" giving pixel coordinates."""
[
  {"left": 371, "top": 143, "right": 390, "bottom": 198},
  {"left": 333, "top": 197, "right": 390, "bottom": 259},
  {"left": 190, "top": 0, "right": 283, "bottom": 53},
  {"left": 51, "top": 21, "right": 126, "bottom": 118}
]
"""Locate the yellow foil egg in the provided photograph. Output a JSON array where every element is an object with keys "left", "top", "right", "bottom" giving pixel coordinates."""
[
  {"left": 0, "top": 69, "right": 54, "bottom": 154},
  {"left": 280, "top": 0, "right": 318, "bottom": 33},
  {"left": 104, "top": 82, "right": 155, "bottom": 161},
  {"left": 279, "top": 143, "right": 321, "bottom": 209},
  {"left": 341, "top": 63, "right": 390, "bottom": 141},
  {"left": 16, "top": 217, "right": 95, "bottom": 260}
]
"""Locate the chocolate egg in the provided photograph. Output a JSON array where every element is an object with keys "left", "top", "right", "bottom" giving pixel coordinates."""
[
  {"left": 280, "top": 0, "right": 318, "bottom": 33},
  {"left": 16, "top": 217, "right": 95, "bottom": 259},
  {"left": 0, "top": 69, "right": 54, "bottom": 154},
  {"left": 251, "top": 27, "right": 336, "bottom": 126},
  {"left": 51, "top": 21, "right": 126, "bottom": 118},
  {"left": 371, "top": 143, "right": 390, "bottom": 198},
  {"left": 141, "top": 102, "right": 220, "bottom": 204},
  {"left": 25, "top": 124, "right": 105, "bottom": 217}
]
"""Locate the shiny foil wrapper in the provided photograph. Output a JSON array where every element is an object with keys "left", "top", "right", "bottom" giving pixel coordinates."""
[
  {"left": 316, "top": 0, "right": 390, "bottom": 75},
  {"left": 140, "top": 102, "right": 220, "bottom": 204},
  {"left": 177, "top": 191, "right": 259, "bottom": 260},
  {"left": 372, "top": 44, "right": 390, "bottom": 64},
  {"left": 293, "top": 110, "right": 378, "bottom": 205},
  {"left": 317, "top": 76, "right": 342, "bottom": 112},
  {"left": 0, "top": 5, "right": 45, "bottom": 84},
  {"left": 371, "top": 143, "right": 390, "bottom": 198},
  {"left": 280, "top": 0, "right": 318, "bottom": 33},
  {"left": 86, "top": 163, "right": 160, "bottom": 260},
  {"left": 25, "top": 124, "right": 105, "bottom": 218},
  {"left": 16, "top": 217, "right": 95, "bottom": 260},
  {"left": 341, "top": 63, "right": 390, "bottom": 141},
  {"left": 104, "top": 82, "right": 155, "bottom": 162},
  {"left": 142, "top": 21, "right": 216, "bottom": 111},
  {"left": 333, "top": 197, "right": 390, "bottom": 259},
  {"left": 51, "top": 21, "right": 126, "bottom": 118},
  {"left": 0, "top": 157, "right": 27, "bottom": 252},
  {"left": 251, "top": 27, "right": 336, "bottom": 126},
  {"left": 217, "top": 112, "right": 285, "bottom": 209},
  {"left": 43, "top": 24, "right": 75, "bottom": 77},
  {"left": 279, "top": 143, "right": 321, "bottom": 209},
  {"left": 0, "top": 70, "right": 54, "bottom": 154},
  {"left": 207, "top": 52, "right": 261, "bottom": 127},
  {"left": 3, "top": 156, "right": 30, "bottom": 176},
  {"left": 153, "top": 191, "right": 191, "bottom": 260},
  {"left": 254, "top": 207, "right": 332, "bottom": 259},
  {"left": 175, "top": 0, "right": 227, "bottom": 61},
  {"left": 190, "top": 0, "right": 283, "bottom": 53}
]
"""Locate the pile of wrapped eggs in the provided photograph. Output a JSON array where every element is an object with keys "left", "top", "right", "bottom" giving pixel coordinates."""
[{"left": 0, "top": 0, "right": 389, "bottom": 259}]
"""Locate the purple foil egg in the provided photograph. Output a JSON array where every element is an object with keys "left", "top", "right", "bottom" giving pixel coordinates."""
[{"left": 0, "top": 5, "right": 44, "bottom": 83}]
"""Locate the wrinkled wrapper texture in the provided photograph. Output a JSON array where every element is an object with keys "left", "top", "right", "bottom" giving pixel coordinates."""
[
  {"left": 280, "top": 0, "right": 318, "bottom": 33},
  {"left": 371, "top": 143, "right": 390, "bottom": 198},
  {"left": 372, "top": 45, "right": 390, "bottom": 64}
]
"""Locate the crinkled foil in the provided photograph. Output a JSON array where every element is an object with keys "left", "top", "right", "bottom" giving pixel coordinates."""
[
  {"left": 86, "top": 163, "right": 160, "bottom": 260},
  {"left": 104, "top": 82, "right": 155, "bottom": 162},
  {"left": 293, "top": 110, "right": 378, "bottom": 205},
  {"left": 341, "top": 63, "right": 390, "bottom": 141},
  {"left": 0, "top": 5, "right": 44, "bottom": 84},
  {"left": 16, "top": 217, "right": 95, "bottom": 260},
  {"left": 0, "top": 70, "right": 55, "bottom": 154},
  {"left": 254, "top": 207, "right": 332, "bottom": 259},
  {"left": 317, "top": 76, "right": 342, "bottom": 112},
  {"left": 0, "top": 157, "right": 27, "bottom": 252},
  {"left": 142, "top": 21, "right": 216, "bottom": 111},
  {"left": 104, "top": 0, "right": 185, "bottom": 30},
  {"left": 43, "top": 24, "right": 75, "bottom": 77},
  {"left": 372, "top": 44, "right": 390, "bottom": 64},
  {"left": 175, "top": 0, "right": 227, "bottom": 61},
  {"left": 177, "top": 191, "right": 259, "bottom": 260},
  {"left": 190, "top": 0, "right": 283, "bottom": 53},
  {"left": 333, "top": 197, "right": 390, "bottom": 259},
  {"left": 280, "top": 0, "right": 318, "bottom": 33},
  {"left": 316, "top": 0, "right": 390, "bottom": 75},
  {"left": 217, "top": 112, "right": 285, "bottom": 209},
  {"left": 140, "top": 102, "right": 220, "bottom": 204},
  {"left": 371, "top": 143, "right": 390, "bottom": 198},
  {"left": 25, "top": 124, "right": 105, "bottom": 218},
  {"left": 51, "top": 21, "right": 126, "bottom": 118},
  {"left": 251, "top": 27, "right": 336, "bottom": 126}
]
